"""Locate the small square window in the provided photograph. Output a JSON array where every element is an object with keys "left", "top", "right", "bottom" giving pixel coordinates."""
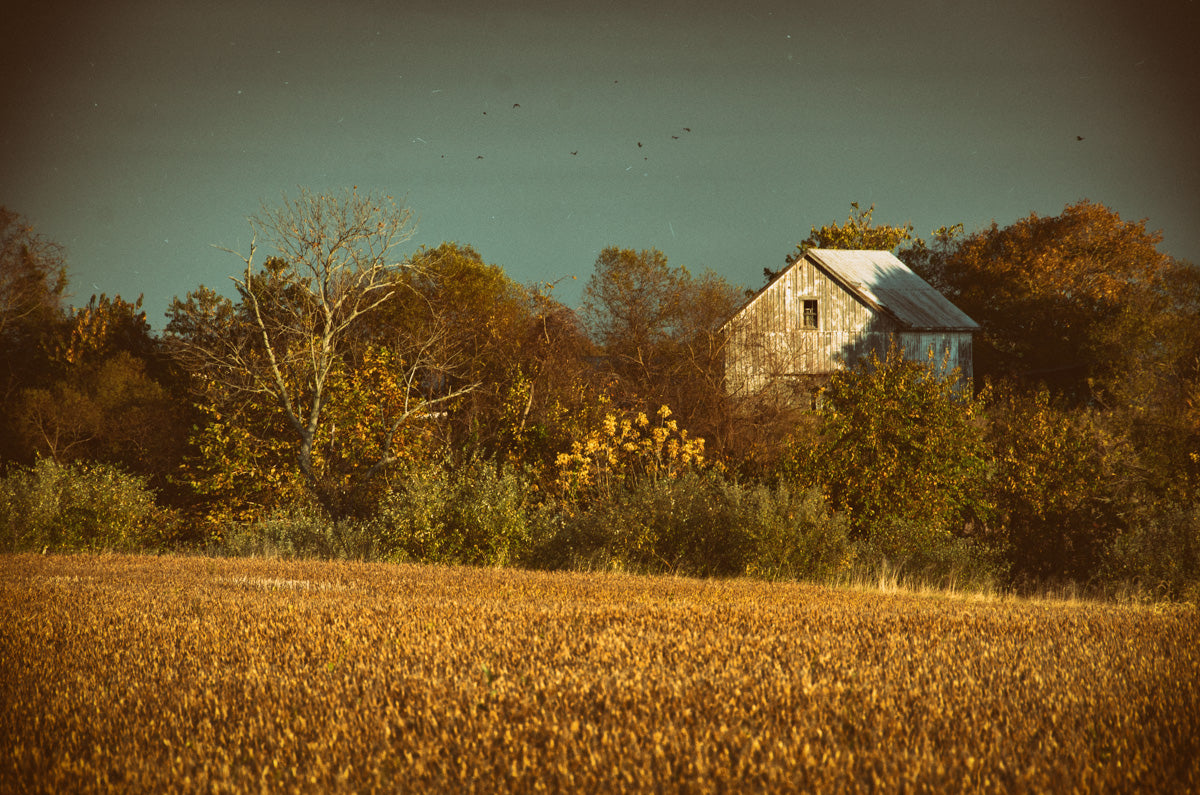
[{"left": 802, "top": 299, "right": 818, "bottom": 329}]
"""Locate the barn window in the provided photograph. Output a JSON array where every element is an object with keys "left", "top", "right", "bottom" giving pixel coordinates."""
[{"left": 801, "top": 299, "right": 819, "bottom": 329}]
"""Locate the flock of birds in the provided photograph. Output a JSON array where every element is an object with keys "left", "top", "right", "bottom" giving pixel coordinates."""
[{"left": 428, "top": 98, "right": 696, "bottom": 162}]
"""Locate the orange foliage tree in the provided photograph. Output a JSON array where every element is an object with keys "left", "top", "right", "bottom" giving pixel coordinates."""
[{"left": 904, "top": 200, "right": 1186, "bottom": 401}]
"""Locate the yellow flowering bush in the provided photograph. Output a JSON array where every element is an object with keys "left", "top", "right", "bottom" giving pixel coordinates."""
[{"left": 553, "top": 405, "right": 706, "bottom": 504}]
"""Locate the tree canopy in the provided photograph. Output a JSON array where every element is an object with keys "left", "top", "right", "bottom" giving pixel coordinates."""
[
  {"left": 166, "top": 188, "right": 422, "bottom": 515},
  {"left": 785, "top": 344, "right": 992, "bottom": 555},
  {"left": 0, "top": 207, "right": 67, "bottom": 343},
  {"left": 3, "top": 193, "right": 1198, "bottom": 598},
  {"left": 902, "top": 199, "right": 1194, "bottom": 404},
  {"left": 581, "top": 246, "right": 743, "bottom": 453}
]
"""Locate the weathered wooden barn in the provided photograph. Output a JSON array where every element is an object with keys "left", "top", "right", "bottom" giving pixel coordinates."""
[{"left": 723, "top": 249, "right": 979, "bottom": 396}]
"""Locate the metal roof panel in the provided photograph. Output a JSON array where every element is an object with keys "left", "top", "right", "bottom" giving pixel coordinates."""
[{"left": 806, "top": 249, "right": 979, "bottom": 330}]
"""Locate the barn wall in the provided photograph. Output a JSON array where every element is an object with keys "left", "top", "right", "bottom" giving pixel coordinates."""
[
  {"left": 898, "top": 331, "right": 975, "bottom": 384},
  {"left": 725, "top": 258, "right": 895, "bottom": 395}
]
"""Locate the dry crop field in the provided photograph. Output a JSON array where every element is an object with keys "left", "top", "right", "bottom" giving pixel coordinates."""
[{"left": 2, "top": 553, "right": 1197, "bottom": 794}]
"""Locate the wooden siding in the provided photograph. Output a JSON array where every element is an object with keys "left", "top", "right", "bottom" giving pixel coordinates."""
[
  {"left": 725, "top": 254, "right": 974, "bottom": 396},
  {"left": 896, "top": 331, "right": 974, "bottom": 385}
]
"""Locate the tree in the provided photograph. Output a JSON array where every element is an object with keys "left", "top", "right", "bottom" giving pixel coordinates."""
[
  {"left": 785, "top": 344, "right": 993, "bottom": 566},
  {"left": 986, "top": 384, "right": 1146, "bottom": 584},
  {"left": 664, "top": 269, "right": 746, "bottom": 453},
  {"left": 903, "top": 200, "right": 1183, "bottom": 401},
  {"left": 0, "top": 208, "right": 69, "bottom": 464},
  {"left": 768, "top": 202, "right": 913, "bottom": 282},
  {"left": 904, "top": 200, "right": 1200, "bottom": 533},
  {"left": 580, "top": 246, "right": 744, "bottom": 455},
  {"left": 582, "top": 247, "right": 683, "bottom": 373},
  {"left": 0, "top": 207, "right": 67, "bottom": 343},
  {"left": 167, "top": 188, "right": 440, "bottom": 514},
  {"left": 178, "top": 342, "right": 441, "bottom": 525},
  {"left": 13, "top": 294, "right": 190, "bottom": 490},
  {"left": 54, "top": 293, "right": 157, "bottom": 368},
  {"left": 16, "top": 351, "right": 180, "bottom": 471},
  {"left": 492, "top": 286, "right": 606, "bottom": 484},
  {"left": 372, "top": 242, "right": 533, "bottom": 456}
]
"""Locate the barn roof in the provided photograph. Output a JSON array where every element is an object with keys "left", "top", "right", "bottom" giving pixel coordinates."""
[
  {"left": 727, "top": 249, "right": 978, "bottom": 332},
  {"left": 807, "top": 249, "right": 978, "bottom": 331}
]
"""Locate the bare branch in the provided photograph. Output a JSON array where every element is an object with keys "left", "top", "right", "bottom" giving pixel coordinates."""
[{"left": 173, "top": 189, "right": 423, "bottom": 505}]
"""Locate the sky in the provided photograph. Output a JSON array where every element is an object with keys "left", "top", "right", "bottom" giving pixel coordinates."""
[{"left": 3, "top": 0, "right": 1199, "bottom": 326}]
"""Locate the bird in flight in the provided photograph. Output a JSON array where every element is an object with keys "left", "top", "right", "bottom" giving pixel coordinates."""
[{"left": 570, "top": 151, "right": 578, "bottom": 155}]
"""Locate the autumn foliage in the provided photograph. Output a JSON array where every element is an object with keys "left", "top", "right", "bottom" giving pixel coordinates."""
[{"left": 0, "top": 197, "right": 1198, "bottom": 599}]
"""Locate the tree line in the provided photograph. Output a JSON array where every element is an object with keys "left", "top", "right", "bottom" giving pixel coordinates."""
[{"left": 1, "top": 194, "right": 1197, "bottom": 599}]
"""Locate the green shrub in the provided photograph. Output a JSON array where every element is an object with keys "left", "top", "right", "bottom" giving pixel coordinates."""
[
  {"left": 373, "top": 458, "right": 536, "bottom": 566},
  {"left": 784, "top": 345, "right": 992, "bottom": 550},
  {"left": 612, "top": 471, "right": 748, "bottom": 576},
  {"left": 736, "top": 482, "right": 855, "bottom": 582},
  {"left": 220, "top": 503, "right": 381, "bottom": 561},
  {"left": 849, "top": 516, "right": 1000, "bottom": 591},
  {"left": 1103, "top": 501, "right": 1200, "bottom": 602},
  {"left": 524, "top": 505, "right": 617, "bottom": 573},
  {"left": 370, "top": 460, "right": 452, "bottom": 562},
  {"left": 536, "top": 471, "right": 749, "bottom": 577},
  {"left": 0, "top": 458, "right": 176, "bottom": 553},
  {"left": 986, "top": 385, "right": 1141, "bottom": 585}
]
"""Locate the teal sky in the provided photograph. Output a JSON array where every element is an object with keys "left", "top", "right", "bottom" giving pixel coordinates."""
[{"left": 3, "top": 0, "right": 1198, "bottom": 323}]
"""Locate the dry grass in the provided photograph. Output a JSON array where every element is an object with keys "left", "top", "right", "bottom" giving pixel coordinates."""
[{"left": 2, "top": 552, "right": 1197, "bottom": 793}]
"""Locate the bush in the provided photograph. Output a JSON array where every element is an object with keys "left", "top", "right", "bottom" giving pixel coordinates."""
[
  {"left": 784, "top": 345, "right": 992, "bottom": 552},
  {"left": 0, "top": 458, "right": 176, "bottom": 553},
  {"left": 849, "top": 516, "right": 1000, "bottom": 591},
  {"left": 609, "top": 471, "right": 748, "bottom": 576},
  {"left": 373, "top": 458, "right": 536, "bottom": 566},
  {"left": 736, "top": 482, "right": 855, "bottom": 582},
  {"left": 553, "top": 404, "right": 707, "bottom": 508},
  {"left": 220, "top": 503, "right": 381, "bottom": 561},
  {"left": 1103, "top": 501, "right": 1200, "bottom": 602},
  {"left": 535, "top": 471, "right": 749, "bottom": 577},
  {"left": 987, "top": 386, "right": 1144, "bottom": 584}
]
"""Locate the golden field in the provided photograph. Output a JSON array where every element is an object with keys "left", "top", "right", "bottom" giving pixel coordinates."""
[{"left": 1, "top": 553, "right": 1197, "bottom": 794}]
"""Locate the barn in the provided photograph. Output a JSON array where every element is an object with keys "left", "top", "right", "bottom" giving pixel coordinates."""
[{"left": 723, "top": 249, "right": 979, "bottom": 397}]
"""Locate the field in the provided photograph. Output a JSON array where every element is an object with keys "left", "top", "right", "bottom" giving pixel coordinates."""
[{"left": 2, "top": 554, "right": 1198, "bottom": 793}]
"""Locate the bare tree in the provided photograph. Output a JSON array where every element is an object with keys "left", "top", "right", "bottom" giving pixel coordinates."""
[
  {"left": 232, "top": 189, "right": 416, "bottom": 487},
  {"left": 168, "top": 188, "right": 478, "bottom": 506},
  {"left": 0, "top": 207, "right": 67, "bottom": 342}
]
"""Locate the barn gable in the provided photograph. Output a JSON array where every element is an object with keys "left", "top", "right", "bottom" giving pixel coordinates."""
[{"left": 723, "top": 249, "right": 979, "bottom": 396}]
